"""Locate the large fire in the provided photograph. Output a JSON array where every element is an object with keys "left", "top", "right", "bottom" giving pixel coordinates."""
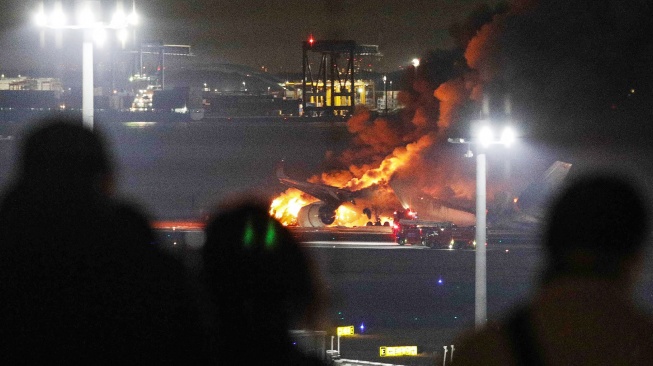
[
  {"left": 269, "top": 188, "right": 317, "bottom": 226},
  {"left": 269, "top": 133, "right": 434, "bottom": 227},
  {"left": 269, "top": 6, "right": 512, "bottom": 227},
  {"left": 269, "top": 188, "right": 394, "bottom": 227}
]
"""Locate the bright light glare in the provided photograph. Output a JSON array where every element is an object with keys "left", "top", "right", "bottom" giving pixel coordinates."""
[
  {"left": 478, "top": 125, "right": 494, "bottom": 147},
  {"left": 51, "top": 7, "right": 67, "bottom": 28},
  {"left": 128, "top": 11, "right": 139, "bottom": 26},
  {"left": 117, "top": 29, "right": 129, "bottom": 47},
  {"left": 34, "top": 7, "right": 47, "bottom": 27},
  {"left": 77, "top": 6, "right": 96, "bottom": 27},
  {"left": 93, "top": 28, "right": 107, "bottom": 46},
  {"left": 412, "top": 58, "right": 420, "bottom": 67},
  {"left": 111, "top": 9, "right": 128, "bottom": 28},
  {"left": 501, "top": 127, "right": 515, "bottom": 147},
  {"left": 35, "top": 3, "right": 139, "bottom": 31}
]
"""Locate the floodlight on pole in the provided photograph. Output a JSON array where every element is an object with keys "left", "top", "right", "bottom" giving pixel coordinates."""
[
  {"left": 448, "top": 120, "right": 516, "bottom": 328},
  {"left": 383, "top": 75, "right": 387, "bottom": 114},
  {"left": 34, "top": 0, "right": 139, "bottom": 130}
]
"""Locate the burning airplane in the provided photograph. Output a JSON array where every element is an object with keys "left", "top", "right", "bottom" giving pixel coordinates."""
[{"left": 271, "top": 160, "right": 571, "bottom": 229}]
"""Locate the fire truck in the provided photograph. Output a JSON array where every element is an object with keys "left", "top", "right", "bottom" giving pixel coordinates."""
[{"left": 392, "top": 208, "right": 476, "bottom": 249}]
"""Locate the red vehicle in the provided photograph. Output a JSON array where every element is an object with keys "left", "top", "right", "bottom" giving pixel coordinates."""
[{"left": 392, "top": 209, "right": 476, "bottom": 249}]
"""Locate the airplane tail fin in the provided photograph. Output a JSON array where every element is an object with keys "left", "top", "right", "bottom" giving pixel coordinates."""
[
  {"left": 541, "top": 161, "right": 573, "bottom": 187},
  {"left": 276, "top": 160, "right": 289, "bottom": 180},
  {"left": 516, "top": 161, "right": 572, "bottom": 218}
]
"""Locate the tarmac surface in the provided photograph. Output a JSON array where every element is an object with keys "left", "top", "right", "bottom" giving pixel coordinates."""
[{"left": 306, "top": 241, "right": 543, "bottom": 365}]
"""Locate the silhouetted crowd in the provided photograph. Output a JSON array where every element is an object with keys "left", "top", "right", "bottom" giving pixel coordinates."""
[
  {"left": 0, "top": 119, "right": 326, "bottom": 365},
  {"left": 2, "top": 118, "right": 653, "bottom": 365}
]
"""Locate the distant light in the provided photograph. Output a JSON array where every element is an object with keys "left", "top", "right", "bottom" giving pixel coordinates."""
[
  {"left": 51, "top": 6, "right": 68, "bottom": 28},
  {"left": 478, "top": 125, "right": 493, "bottom": 147},
  {"left": 117, "top": 29, "right": 129, "bottom": 47},
  {"left": 360, "top": 323, "right": 365, "bottom": 332},
  {"left": 412, "top": 58, "right": 420, "bottom": 67},
  {"left": 438, "top": 278, "right": 444, "bottom": 285},
  {"left": 111, "top": 9, "right": 128, "bottom": 29},
  {"left": 34, "top": 8, "right": 47, "bottom": 27},
  {"left": 500, "top": 127, "right": 515, "bottom": 147},
  {"left": 128, "top": 11, "right": 139, "bottom": 26},
  {"left": 35, "top": 2, "right": 138, "bottom": 32},
  {"left": 77, "top": 5, "right": 96, "bottom": 28},
  {"left": 93, "top": 28, "right": 107, "bottom": 46}
]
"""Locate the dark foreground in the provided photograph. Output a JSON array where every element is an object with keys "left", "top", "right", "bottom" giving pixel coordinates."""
[
  {"left": 159, "top": 226, "right": 653, "bottom": 365},
  {"left": 307, "top": 244, "right": 543, "bottom": 365}
]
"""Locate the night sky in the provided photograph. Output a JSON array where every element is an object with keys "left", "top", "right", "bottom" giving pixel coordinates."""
[{"left": 0, "top": 0, "right": 501, "bottom": 74}]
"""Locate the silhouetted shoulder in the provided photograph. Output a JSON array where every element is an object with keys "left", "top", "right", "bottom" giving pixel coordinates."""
[{"left": 454, "top": 321, "right": 516, "bottom": 366}]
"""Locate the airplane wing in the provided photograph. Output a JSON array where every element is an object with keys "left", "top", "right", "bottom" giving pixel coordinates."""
[{"left": 276, "top": 162, "right": 359, "bottom": 208}]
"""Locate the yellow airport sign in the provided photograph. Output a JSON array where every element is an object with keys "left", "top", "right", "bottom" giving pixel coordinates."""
[
  {"left": 379, "top": 346, "right": 418, "bottom": 357},
  {"left": 337, "top": 325, "right": 355, "bottom": 336}
]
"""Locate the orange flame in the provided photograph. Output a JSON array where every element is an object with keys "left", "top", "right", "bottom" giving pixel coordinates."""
[
  {"left": 270, "top": 134, "right": 434, "bottom": 227},
  {"left": 269, "top": 188, "right": 317, "bottom": 226}
]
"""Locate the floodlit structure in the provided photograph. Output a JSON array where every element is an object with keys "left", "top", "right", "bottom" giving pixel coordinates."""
[
  {"left": 302, "top": 38, "right": 382, "bottom": 116},
  {"left": 34, "top": 0, "right": 139, "bottom": 129}
]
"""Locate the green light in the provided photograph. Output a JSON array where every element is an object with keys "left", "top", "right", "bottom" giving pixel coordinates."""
[
  {"left": 265, "top": 220, "right": 276, "bottom": 249},
  {"left": 243, "top": 219, "right": 254, "bottom": 248}
]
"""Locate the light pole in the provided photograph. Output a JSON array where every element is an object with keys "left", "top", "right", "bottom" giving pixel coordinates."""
[
  {"left": 35, "top": 0, "right": 139, "bottom": 130},
  {"left": 383, "top": 75, "right": 387, "bottom": 114},
  {"left": 448, "top": 122, "right": 515, "bottom": 328}
]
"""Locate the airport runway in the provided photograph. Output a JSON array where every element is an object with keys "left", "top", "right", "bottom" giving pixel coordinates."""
[
  {"left": 158, "top": 226, "right": 545, "bottom": 365},
  {"left": 132, "top": 226, "right": 653, "bottom": 365}
]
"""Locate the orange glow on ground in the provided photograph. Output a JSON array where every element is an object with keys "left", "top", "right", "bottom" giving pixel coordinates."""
[{"left": 151, "top": 220, "right": 206, "bottom": 230}]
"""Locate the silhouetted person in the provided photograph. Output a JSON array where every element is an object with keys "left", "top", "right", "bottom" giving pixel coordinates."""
[
  {"left": 202, "top": 199, "right": 326, "bottom": 365},
  {"left": 455, "top": 173, "right": 653, "bottom": 365},
  {"left": 0, "top": 119, "right": 207, "bottom": 364}
]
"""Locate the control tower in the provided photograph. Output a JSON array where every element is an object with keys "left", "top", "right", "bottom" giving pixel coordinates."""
[{"left": 302, "top": 38, "right": 381, "bottom": 117}]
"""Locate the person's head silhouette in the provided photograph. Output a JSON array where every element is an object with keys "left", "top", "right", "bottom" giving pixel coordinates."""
[
  {"left": 202, "top": 199, "right": 319, "bottom": 329},
  {"left": 0, "top": 117, "right": 208, "bottom": 364},
  {"left": 544, "top": 173, "right": 650, "bottom": 280},
  {"left": 18, "top": 118, "right": 113, "bottom": 194}
]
